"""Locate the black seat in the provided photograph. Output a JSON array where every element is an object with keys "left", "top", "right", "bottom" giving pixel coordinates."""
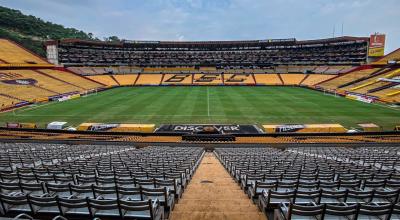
[
  {"left": 324, "top": 203, "right": 358, "bottom": 220},
  {"left": 119, "top": 199, "right": 163, "bottom": 220},
  {"left": 0, "top": 193, "right": 30, "bottom": 217},
  {"left": 276, "top": 202, "right": 325, "bottom": 220},
  {"left": 28, "top": 194, "right": 60, "bottom": 217},
  {"left": 87, "top": 197, "right": 121, "bottom": 218},
  {"left": 57, "top": 196, "right": 90, "bottom": 218}
]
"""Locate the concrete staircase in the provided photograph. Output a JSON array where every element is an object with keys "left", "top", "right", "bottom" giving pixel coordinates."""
[{"left": 170, "top": 152, "right": 266, "bottom": 220}]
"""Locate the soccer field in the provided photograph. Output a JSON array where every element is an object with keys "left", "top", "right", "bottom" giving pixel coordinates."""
[{"left": 0, "top": 86, "right": 398, "bottom": 130}]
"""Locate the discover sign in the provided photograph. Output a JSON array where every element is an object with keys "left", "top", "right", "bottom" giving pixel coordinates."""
[{"left": 155, "top": 124, "right": 263, "bottom": 134}]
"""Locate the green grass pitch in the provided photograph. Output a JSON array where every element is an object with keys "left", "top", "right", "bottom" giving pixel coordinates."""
[{"left": 0, "top": 86, "right": 398, "bottom": 130}]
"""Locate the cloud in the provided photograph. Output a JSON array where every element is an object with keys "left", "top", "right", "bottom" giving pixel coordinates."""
[{"left": 0, "top": 0, "right": 399, "bottom": 52}]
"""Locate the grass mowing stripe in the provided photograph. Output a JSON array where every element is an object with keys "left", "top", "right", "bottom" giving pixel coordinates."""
[{"left": 0, "top": 86, "right": 398, "bottom": 130}]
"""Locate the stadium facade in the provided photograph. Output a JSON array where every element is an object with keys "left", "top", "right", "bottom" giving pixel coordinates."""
[{"left": 46, "top": 36, "right": 371, "bottom": 67}]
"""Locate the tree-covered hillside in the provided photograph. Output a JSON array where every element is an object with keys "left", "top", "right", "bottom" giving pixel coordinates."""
[{"left": 0, "top": 6, "right": 92, "bottom": 56}]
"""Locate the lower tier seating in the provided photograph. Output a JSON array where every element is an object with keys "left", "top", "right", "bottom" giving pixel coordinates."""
[
  {"left": 254, "top": 74, "right": 282, "bottom": 85},
  {"left": 0, "top": 39, "right": 49, "bottom": 65},
  {"left": 40, "top": 69, "right": 102, "bottom": 90},
  {"left": 135, "top": 74, "right": 163, "bottom": 85},
  {"left": 162, "top": 74, "right": 193, "bottom": 85},
  {"left": 113, "top": 74, "right": 138, "bottom": 85},
  {"left": 280, "top": 74, "right": 306, "bottom": 85},
  {"left": 215, "top": 146, "right": 400, "bottom": 220},
  {"left": 0, "top": 69, "right": 104, "bottom": 109},
  {"left": 301, "top": 74, "right": 336, "bottom": 86},
  {"left": 224, "top": 73, "right": 256, "bottom": 84},
  {"left": 87, "top": 75, "right": 119, "bottom": 86},
  {"left": 318, "top": 68, "right": 380, "bottom": 90},
  {"left": 193, "top": 74, "right": 223, "bottom": 85},
  {"left": 0, "top": 95, "right": 20, "bottom": 108},
  {"left": 371, "top": 88, "right": 400, "bottom": 102},
  {"left": 0, "top": 143, "right": 205, "bottom": 220}
]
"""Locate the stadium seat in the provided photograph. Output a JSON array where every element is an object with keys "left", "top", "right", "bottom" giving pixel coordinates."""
[
  {"left": 87, "top": 75, "right": 119, "bottom": 86},
  {"left": 301, "top": 74, "right": 336, "bottom": 86},
  {"left": 0, "top": 39, "right": 49, "bottom": 65},
  {"left": 280, "top": 74, "right": 306, "bottom": 85},
  {"left": 113, "top": 74, "right": 138, "bottom": 85},
  {"left": 135, "top": 74, "right": 163, "bottom": 85},
  {"left": 254, "top": 74, "right": 283, "bottom": 85},
  {"left": 318, "top": 68, "right": 380, "bottom": 90}
]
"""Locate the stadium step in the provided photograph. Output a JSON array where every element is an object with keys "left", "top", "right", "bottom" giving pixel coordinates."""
[
  {"left": 299, "top": 74, "right": 309, "bottom": 85},
  {"left": 32, "top": 85, "right": 59, "bottom": 95},
  {"left": 368, "top": 82, "right": 400, "bottom": 93},
  {"left": 169, "top": 152, "right": 266, "bottom": 220},
  {"left": 277, "top": 74, "right": 284, "bottom": 85},
  {"left": 0, "top": 93, "right": 27, "bottom": 102},
  {"left": 110, "top": 75, "right": 121, "bottom": 86}
]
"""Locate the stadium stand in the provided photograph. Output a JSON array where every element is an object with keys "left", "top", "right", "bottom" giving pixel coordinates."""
[
  {"left": 135, "top": 74, "right": 163, "bottom": 85},
  {"left": 347, "top": 69, "right": 400, "bottom": 94},
  {"left": 300, "top": 74, "right": 336, "bottom": 86},
  {"left": 0, "top": 143, "right": 204, "bottom": 219},
  {"left": 371, "top": 87, "right": 400, "bottom": 103},
  {"left": 39, "top": 69, "right": 102, "bottom": 90},
  {"left": 223, "top": 73, "right": 256, "bottom": 85},
  {"left": 215, "top": 146, "right": 400, "bottom": 220},
  {"left": 317, "top": 68, "right": 381, "bottom": 90},
  {"left": 49, "top": 37, "right": 369, "bottom": 67},
  {"left": 3, "top": 70, "right": 78, "bottom": 94},
  {"left": 0, "top": 95, "right": 20, "bottom": 109},
  {"left": 162, "top": 74, "right": 193, "bottom": 85},
  {"left": 0, "top": 77, "right": 57, "bottom": 104},
  {"left": 87, "top": 75, "right": 119, "bottom": 86},
  {"left": 113, "top": 74, "right": 139, "bottom": 86},
  {"left": 0, "top": 69, "right": 104, "bottom": 109},
  {"left": 193, "top": 74, "right": 223, "bottom": 85},
  {"left": 280, "top": 74, "right": 306, "bottom": 85},
  {"left": 0, "top": 39, "right": 51, "bottom": 66},
  {"left": 254, "top": 74, "right": 283, "bottom": 85},
  {"left": 0, "top": 39, "right": 105, "bottom": 111},
  {"left": 373, "top": 48, "right": 400, "bottom": 65}
]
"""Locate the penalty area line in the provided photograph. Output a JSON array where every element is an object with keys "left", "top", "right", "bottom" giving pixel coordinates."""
[{"left": 14, "top": 102, "right": 57, "bottom": 114}]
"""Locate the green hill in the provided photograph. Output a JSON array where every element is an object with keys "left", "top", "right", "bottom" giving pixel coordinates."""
[{"left": 0, "top": 6, "right": 92, "bottom": 56}]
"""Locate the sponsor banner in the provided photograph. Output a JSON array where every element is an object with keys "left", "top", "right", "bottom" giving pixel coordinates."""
[
  {"left": 357, "top": 123, "right": 381, "bottom": 132},
  {"left": 368, "top": 34, "right": 385, "bottom": 57},
  {"left": 1, "top": 78, "right": 37, "bottom": 85},
  {"left": 155, "top": 124, "right": 263, "bottom": 134},
  {"left": 368, "top": 47, "right": 385, "bottom": 57},
  {"left": 276, "top": 124, "right": 306, "bottom": 133},
  {"left": 14, "top": 101, "right": 30, "bottom": 107},
  {"left": 78, "top": 123, "right": 155, "bottom": 133},
  {"left": 263, "top": 124, "right": 347, "bottom": 133},
  {"left": 345, "top": 93, "right": 376, "bottom": 103},
  {"left": 6, "top": 123, "right": 20, "bottom": 128}
]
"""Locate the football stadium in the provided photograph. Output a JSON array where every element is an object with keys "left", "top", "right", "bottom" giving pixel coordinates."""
[{"left": 0, "top": 2, "right": 399, "bottom": 220}]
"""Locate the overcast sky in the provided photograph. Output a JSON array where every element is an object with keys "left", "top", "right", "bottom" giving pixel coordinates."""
[{"left": 1, "top": 0, "right": 399, "bottom": 53}]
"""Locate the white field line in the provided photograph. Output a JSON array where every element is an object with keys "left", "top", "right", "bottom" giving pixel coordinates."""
[
  {"left": 15, "top": 102, "right": 57, "bottom": 114},
  {"left": 371, "top": 102, "right": 400, "bottom": 111},
  {"left": 207, "top": 87, "right": 210, "bottom": 117},
  {"left": 7, "top": 114, "right": 347, "bottom": 118}
]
